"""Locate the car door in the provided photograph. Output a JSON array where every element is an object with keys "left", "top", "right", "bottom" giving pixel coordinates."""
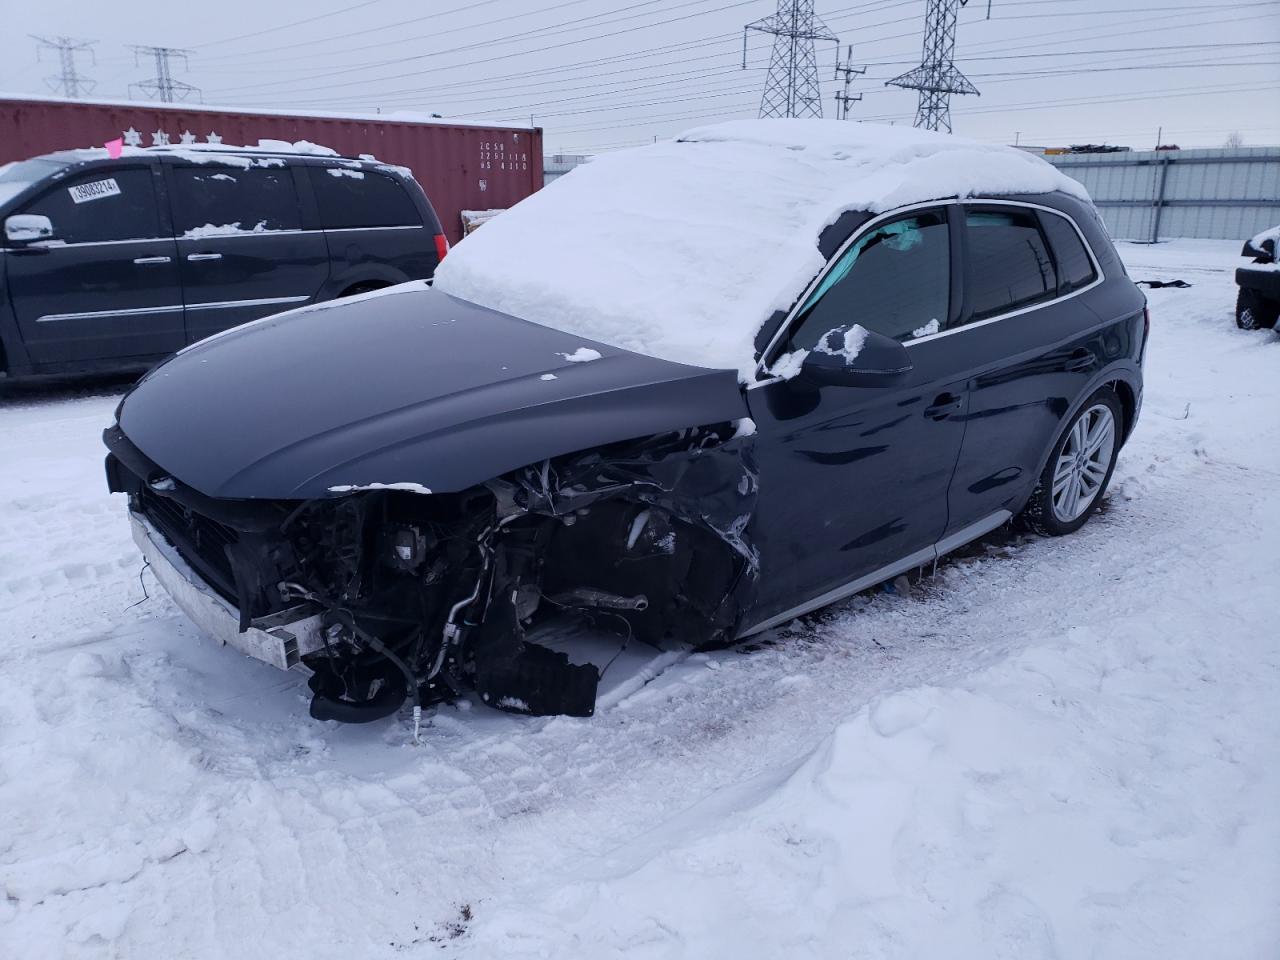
[
  {"left": 942, "top": 202, "right": 1108, "bottom": 535},
  {"left": 745, "top": 206, "right": 973, "bottom": 630},
  {"left": 166, "top": 161, "right": 330, "bottom": 344},
  {"left": 4, "top": 164, "right": 184, "bottom": 366}
]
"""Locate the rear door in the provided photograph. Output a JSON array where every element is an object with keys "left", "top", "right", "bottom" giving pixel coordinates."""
[
  {"left": 166, "top": 160, "right": 329, "bottom": 344},
  {"left": 943, "top": 202, "right": 1106, "bottom": 534},
  {"left": 4, "top": 164, "right": 184, "bottom": 365}
]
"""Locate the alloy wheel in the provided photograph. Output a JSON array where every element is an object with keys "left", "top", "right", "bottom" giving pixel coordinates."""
[{"left": 1051, "top": 403, "right": 1116, "bottom": 523}]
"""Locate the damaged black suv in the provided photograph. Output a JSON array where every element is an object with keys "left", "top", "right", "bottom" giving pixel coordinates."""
[{"left": 104, "top": 122, "right": 1146, "bottom": 724}]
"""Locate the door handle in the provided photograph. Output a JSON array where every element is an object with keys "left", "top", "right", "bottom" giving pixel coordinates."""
[
  {"left": 924, "top": 393, "right": 964, "bottom": 420},
  {"left": 1065, "top": 349, "right": 1097, "bottom": 373},
  {"left": 132, "top": 256, "right": 172, "bottom": 265},
  {"left": 187, "top": 253, "right": 223, "bottom": 262}
]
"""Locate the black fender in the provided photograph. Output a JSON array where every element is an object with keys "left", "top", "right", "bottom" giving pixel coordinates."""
[{"left": 1016, "top": 359, "right": 1144, "bottom": 517}]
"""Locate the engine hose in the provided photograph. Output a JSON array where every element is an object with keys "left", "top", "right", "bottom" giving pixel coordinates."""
[
  {"left": 309, "top": 666, "right": 407, "bottom": 723},
  {"left": 310, "top": 608, "right": 421, "bottom": 723}
]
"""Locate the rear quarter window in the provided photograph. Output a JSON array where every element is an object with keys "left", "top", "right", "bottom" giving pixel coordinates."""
[
  {"left": 308, "top": 167, "right": 422, "bottom": 229},
  {"left": 1039, "top": 211, "right": 1098, "bottom": 293}
]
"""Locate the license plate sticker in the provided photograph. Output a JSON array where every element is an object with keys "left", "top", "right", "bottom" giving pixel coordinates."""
[{"left": 68, "top": 178, "right": 122, "bottom": 204}]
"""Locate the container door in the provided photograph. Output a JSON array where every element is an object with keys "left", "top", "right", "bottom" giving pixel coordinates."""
[
  {"left": 4, "top": 165, "right": 184, "bottom": 365},
  {"left": 167, "top": 162, "right": 329, "bottom": 345}
]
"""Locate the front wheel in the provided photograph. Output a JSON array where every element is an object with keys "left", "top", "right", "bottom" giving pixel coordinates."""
[
  {"left": 1236, "top": 287, "right": 1279, "bottom": 330},
  {"left": 1019, "top": 389, "right": 1123, "bottom": 537}
]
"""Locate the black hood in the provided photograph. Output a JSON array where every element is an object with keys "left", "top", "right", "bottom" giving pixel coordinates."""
[{"left": 116, "top": 284, "right": 747, "bottom": 499}]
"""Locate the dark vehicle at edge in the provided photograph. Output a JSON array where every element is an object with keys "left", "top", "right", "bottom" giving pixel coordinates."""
[
  {"left": 1235, "top": 225, "right": 1280, "bottom": 330},
  {"left": 0, "top": 145, "right": 448, "bottom": 380},
  {"left": 103, "top": 184, "right": 1147, "bottom": 725}
]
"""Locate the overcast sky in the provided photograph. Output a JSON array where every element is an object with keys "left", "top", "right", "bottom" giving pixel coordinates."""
[{"left": 2, "top": 0, "right": 1276, "bottom": 154}]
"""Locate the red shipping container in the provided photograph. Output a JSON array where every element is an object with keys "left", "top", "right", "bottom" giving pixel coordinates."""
[{"left": 0, "top": 94, "right": 543, "bottom": 244}]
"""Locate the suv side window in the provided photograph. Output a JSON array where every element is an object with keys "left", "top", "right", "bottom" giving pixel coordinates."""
[
  {"left": 1039, "top": 211, "right": 1097, "bottom": 294},
  {"left": 786, "top": 209, "right": 950, "bottom": 350},
  {"left": 171, "top": 166, "right": 302, "bottom": 236},
  {"left": 963, "top": 207, "right": 1057, "bottom": 321},
  {"left": 20, "top": 167, "right": 161, "bottom": 244},
  {"left": 308, "top": 167, "right": 422, "bottom": 229}
]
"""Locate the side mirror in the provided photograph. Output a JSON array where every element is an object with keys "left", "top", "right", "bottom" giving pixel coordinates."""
[
  {"left": 5, "top": 214, "right": 55, "bottom": 246},
  {"left": 799, "top": 326, "right": 913, "bottom": 387}
]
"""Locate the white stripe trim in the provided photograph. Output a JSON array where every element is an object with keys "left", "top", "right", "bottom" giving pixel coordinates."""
[
  {"left": 36, "top": 294, "right": 309, "bottom": 322},
  {"left": 185, "top": 295, "right": 310, "bottom": 311},
  {"left": 36, "top": 304, "right": 182, "bottom": 323}
]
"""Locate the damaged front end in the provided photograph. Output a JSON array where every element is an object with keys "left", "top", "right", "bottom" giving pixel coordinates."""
[{"left": 106, "top": 423, "right": 758, "bottom": 723}]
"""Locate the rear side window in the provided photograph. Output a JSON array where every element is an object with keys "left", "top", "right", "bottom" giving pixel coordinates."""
[
  {"left": 1039, "top": 211, "right": 1097, "bottom": 293},
  {"left": 788, "top": 210, "right": 950, "bottom": 348},
  {"left": 964, "top": 208, "right": 1057, "bottom": 321},
  {"left": 19, "top": 167, "right": 161, "bottom": 243},
  {"left": 171, "top": 166, "right": 302, "bottom": 236},
  {"left": 308, "top": 167, "right": 421, "bottom": 229}
]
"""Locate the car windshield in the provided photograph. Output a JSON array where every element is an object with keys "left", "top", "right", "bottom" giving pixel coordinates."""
[{"left": 0, "top": 157, "right": 68, "bottom": 207}]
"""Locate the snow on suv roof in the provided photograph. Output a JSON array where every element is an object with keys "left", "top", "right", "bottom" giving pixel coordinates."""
[{"left": 433, "top": 119, "right": 1090, "bottom": 381}]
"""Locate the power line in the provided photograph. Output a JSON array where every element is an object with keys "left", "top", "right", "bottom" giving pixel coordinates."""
[
  {"left": 212, "top": 0, "right": 763, "bottom": 96},
  {"left": 744, "top": 0, "right": 839, "bottom": 118},
  {"left": 199, "top": 0, "right": 386, "bottom": 49},
  {"left": 200, "top": 0, "right": 600, "bottom": 63},
  {"left": 30, "top": 35, "right": 96, "bottom": 99},
  {"left": 129, "top": 46, "right": 200, "bottom": 103}
]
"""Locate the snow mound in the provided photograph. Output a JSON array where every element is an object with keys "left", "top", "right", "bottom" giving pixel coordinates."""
[{"left": 433, "top": 119, "right": 1089, "bottom": 380}]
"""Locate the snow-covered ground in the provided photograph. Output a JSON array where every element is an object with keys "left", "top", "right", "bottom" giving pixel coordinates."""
[{"left": 1, "top": 240, "right": 1277, "bottom": 959}]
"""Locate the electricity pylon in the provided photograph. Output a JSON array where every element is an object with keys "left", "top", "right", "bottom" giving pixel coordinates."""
[
  {"left": 744, "top": 0, "right": 838, "bottom": 119},
  {"left": 886, "top": 0, "right": 979, "bottom": 133},
  {"left": 31, "top": 35, "right": 97, "bottom": 99},
  {"left": 130, "top": 46, "right": 200, "bottom": 103}
]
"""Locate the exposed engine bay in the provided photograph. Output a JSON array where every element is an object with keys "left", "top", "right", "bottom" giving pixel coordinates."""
[{"left": 106, "top": 424, "right": 759, "bottom": 723}]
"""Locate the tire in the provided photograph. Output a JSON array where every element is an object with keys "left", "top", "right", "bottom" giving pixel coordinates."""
[
  {"left": 1236, "top": 287, "right": 1279, "bottom": 331},
  {"left": 1019, "top": 388, "right": 1123, "bottom": 537}
]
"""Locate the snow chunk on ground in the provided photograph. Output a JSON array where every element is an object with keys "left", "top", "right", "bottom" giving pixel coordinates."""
[{"left": 434, "top": 119, "right": 1087, "bottom": 380}]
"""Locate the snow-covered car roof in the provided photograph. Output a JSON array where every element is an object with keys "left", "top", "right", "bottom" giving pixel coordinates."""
[{"left": 433, "top": 119, "right": 1090, "bottom": 381}]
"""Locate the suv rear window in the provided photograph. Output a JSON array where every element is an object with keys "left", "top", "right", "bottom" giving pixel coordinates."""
[
  {"left": 171, "top": 166, "right": 302, "bottom": 236},
  {"left": 308, "top": 167, "right": 421, "bottom": 229},
  {"left": 1039, "top": 211, "right": 1097, "bottom": 293},
  {"left": 964, "top": 208, "right": 1057, "bottom": 321}
]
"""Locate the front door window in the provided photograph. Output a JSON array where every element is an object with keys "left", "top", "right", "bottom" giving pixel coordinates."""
[{"left": 787, "top": 210, "right": 951, "bottom": 351}]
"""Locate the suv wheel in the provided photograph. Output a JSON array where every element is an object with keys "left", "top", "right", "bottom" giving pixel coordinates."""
[
  {"left": 1020, "top": 389, "right": 1122, "bottom": 537},
  {"left": 1236, "top": 288, "right": 1279, "bottom": 330}
]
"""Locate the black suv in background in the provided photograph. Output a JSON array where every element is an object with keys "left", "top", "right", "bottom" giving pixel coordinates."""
[
  {"left": 1235, "top": 224, "right": 1279, "bottom": 331},
  {"left": 0, "top": 145, "right": 448, "bottom": 379}
]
